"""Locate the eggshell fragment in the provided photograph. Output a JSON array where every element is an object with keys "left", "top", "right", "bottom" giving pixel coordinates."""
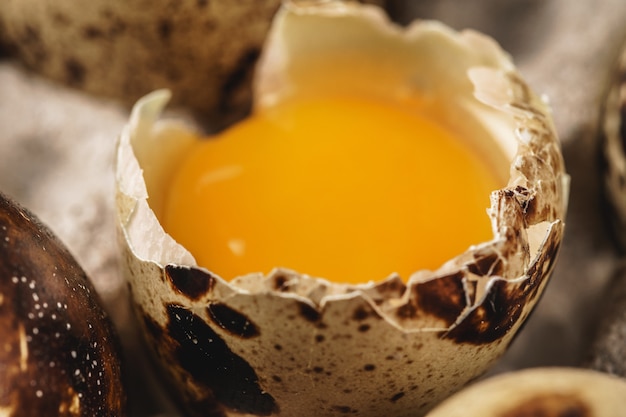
[
  {"left": 0, "top": 193, "right": 126, "bottom": 416},
  {"left": 600, "top": 43, "right": 626, "bottom": 251},
  {"left": 116, "top": 2, "right": 568, "bottom": 416},
  {"left": 0, "top": 0, "right": 386, "bottom": 128},
  {"left": 424, "top": 367, "right": 626, "bottom": 417}
]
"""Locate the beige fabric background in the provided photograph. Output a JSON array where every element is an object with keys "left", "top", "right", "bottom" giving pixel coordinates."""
[{"left": 1, "top": 1, "right": 625, "bottom": 415}]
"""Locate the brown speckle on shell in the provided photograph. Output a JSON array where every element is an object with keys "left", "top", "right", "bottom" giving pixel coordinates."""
[
  {"left": 165, "top": 303, "right": 277, "bottom": 416},
  {"left": 166, "top": 264, "right": 216, "bottom": 300},
  {"left": 207, "top": 303, "right": 260, "bottom": 338},
  {"left": 446, "top": 221, "right": 563, "bottom": 345},
  {"left": 499, "top": 394, "right": 591, "bottom": 417},
  {"left": 0, "top": 193, "right": 126, "bottom": 417},
  {"left": 410, "top": 272, "right": 467, "bottom": 327},
  {"left": 64, "top": 57, "right": 86, "bottom": 86}
]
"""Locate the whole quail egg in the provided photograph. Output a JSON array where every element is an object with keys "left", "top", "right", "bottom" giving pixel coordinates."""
[
  {"left": 0, "top": 0, "right": 386, "bottom": 128},
  {"left": 0, "top": 192, "right": 126, "bottom": 416},
  {"left": 601, "top": 42, "right": 626, "bottom": 251},
  {"left": 425, "top": 367, "right": 626, "bottom": 417},
  {"left": 115, "top": 1, "right": 569, "bottom": 416}
]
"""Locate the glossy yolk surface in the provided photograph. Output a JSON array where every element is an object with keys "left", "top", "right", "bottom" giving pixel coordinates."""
[{"left": 162, "top": 96, "right": 503, "bottom": 284}]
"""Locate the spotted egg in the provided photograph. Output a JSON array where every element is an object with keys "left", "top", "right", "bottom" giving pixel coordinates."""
[
  {"left": 0, "top": 192, "right": 126, "bottom": 416},
  {"left": 115, "top": 2, "right": 569, "bottom": 416},
  {"left": 601, "top": 42, "right": 626, "bottom": 251},
  {"left": 424, "top": 367, "right": 626, "bottom": 417},
  {"left": 0, "top": 0, "right": 387, "bottom": 129}
]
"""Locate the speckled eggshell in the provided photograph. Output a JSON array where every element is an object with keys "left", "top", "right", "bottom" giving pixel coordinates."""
[
  {"left": 424, "top": 367, "right": 626, "bottom": 417},
  {"left": 0, "top": 193, "right": 126, "bottom": 416},
  {"left": 601, "top": 43, "right": 626, "bottom": 251},
  {"left": 115, "top": 2, "right": 569, "bottom": 417},
  {"left": 0, "top": 0, "right": 386, "bottom": 128}
]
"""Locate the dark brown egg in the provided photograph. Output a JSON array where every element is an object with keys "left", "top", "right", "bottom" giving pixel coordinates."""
[{"left": 0, "top": 192, "right": 126, "bottom": 416}]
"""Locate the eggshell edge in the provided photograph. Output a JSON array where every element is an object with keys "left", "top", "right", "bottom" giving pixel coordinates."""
[{"left": 114, "top": 3, "right": 569, "bottom": 416}]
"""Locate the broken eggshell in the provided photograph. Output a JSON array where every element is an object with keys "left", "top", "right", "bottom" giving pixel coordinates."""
[
  {"left": 424, "top": 367, "right": 626, "bottom": 417},
  {"left": 115, "top": 2, "right": 569, "bottom": 417},
  {"left": 0, "top": 192, "right": 126, "bottom": 416}
]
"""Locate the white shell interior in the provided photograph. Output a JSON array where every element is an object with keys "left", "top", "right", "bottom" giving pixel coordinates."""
[{"left": 118, "top": 0, "right": 570, "bottom": 295}]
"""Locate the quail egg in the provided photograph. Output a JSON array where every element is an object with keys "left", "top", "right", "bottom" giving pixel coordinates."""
[
  {"left": 601, "top": 42, "right": 626, "bottom": 251},
  {"left": 0, "top": 192, "right": 126, "bottom": 416},
  {"left": 425, "top": 367, "right": 626, "bottom": 417},
  {"left": 115, "top": 1, "right": 569, "bottom": 416},
  {"left": 0, "top": 0, "right": 387, "bottom": 128}
]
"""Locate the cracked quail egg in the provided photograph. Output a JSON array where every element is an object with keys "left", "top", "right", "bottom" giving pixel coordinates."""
[{"left": 115, "top": 1, "right": 569, "bottom": 416}]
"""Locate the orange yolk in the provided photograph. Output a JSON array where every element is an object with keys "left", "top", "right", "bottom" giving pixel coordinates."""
[{"left": 162, "top": 96, "right": 504, "bottom": 284}]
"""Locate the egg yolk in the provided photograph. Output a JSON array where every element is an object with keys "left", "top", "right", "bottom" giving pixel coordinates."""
[{"left": 162, "top": 96, "right": 503, "bottom": 284}]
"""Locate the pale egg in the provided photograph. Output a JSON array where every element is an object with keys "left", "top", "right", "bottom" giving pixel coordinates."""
[
  {"left": 115, "top": 2, "right": 569, "bottom": 416},
  {"left": 425, "top": 367, "right": 626, "bottom": 417}
]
